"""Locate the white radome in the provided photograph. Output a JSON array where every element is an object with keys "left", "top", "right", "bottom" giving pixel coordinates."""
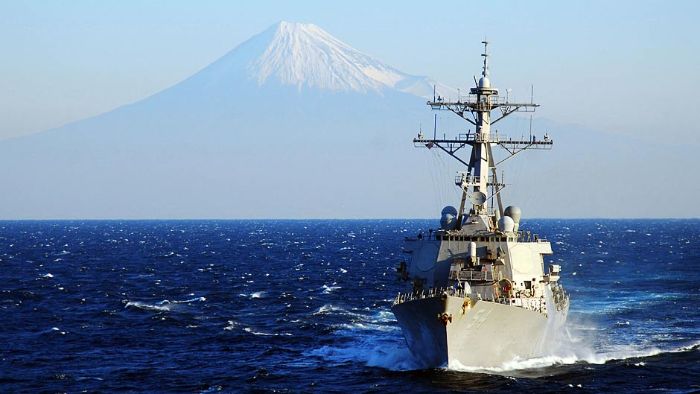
[{"left": 478, "top": 76, "right": 491, "bottom": 88}]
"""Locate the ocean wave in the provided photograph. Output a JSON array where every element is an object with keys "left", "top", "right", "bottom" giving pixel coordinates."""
[
  {"left": 370, "top": 310, "right": 395, "bottom": 323},
  {"left": 224, "top": 320, "right": 239, "bottom": 331},
  {"left": 308, "top": 307, "right": 412, "bottom": 369},
  {"left": 171, "top": 296, "right": 206, "bottom": 304},
  {"left": 223, "top": 320, "right": 292, "bottom": 336},
  {"left": 125, "top": 296, "right": 205, "bottom": 312},
  {"left": 41, "top": 326, "right": 66, "bottom": 335},
  {"left": 307, "top": 332, "right": 421, "bottom": 371},
  {"left": 239, "top": 291, "right": 266, "bottom": 299},
  {"left": 313, "top": 304, "right": 350, "bottom": 315},
  {"left": 321, "top": 284, "right": 341, "bottom": 294},
  {"left": 243, "top": 327, "right": 292, "bottom": 336},
  {"left": 125, "top": 301, "right": 172, "bottom": 312},
  {"left": 314, "top": 305, "right": 396, "bottom": 328},
  {"left": 334, "top": 322, "right": 399, "bottom": 333}
]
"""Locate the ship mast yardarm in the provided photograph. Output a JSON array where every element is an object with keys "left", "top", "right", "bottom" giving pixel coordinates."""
[{"left": 416, "top": 41, "right": 550, "bottom": 230}]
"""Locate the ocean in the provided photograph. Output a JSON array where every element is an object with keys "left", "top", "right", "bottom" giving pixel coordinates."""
[{"left": 1, "top": 219, "right": 698, "bottom": 392}]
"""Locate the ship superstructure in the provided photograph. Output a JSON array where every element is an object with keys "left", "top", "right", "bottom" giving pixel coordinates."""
[{"left": 392, "top": 42, "right": 569, "bottom": 368}]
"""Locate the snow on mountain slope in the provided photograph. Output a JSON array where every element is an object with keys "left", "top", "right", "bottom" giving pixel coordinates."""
[{"left": 237, "top": 21, "right": 454, "bottom": 97}]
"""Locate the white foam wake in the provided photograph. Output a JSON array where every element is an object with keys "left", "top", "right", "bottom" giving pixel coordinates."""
[
  {"left": 447, "top": 341, "right": 700, "bottom": 374},
  {"left": 444, "top": 289, "right": 700, "bottom": 374},
  {"left": 309, "top": 303, "right": 700, "bottom": 374},
  {"left": 308, "top": 307, "right": 424, "bottom": 370},
  {"left": 308, "top": 333, "right": 422, "bottom": 371},
  {"left": 445, "top": 305, "right": 700, "bottom": 375}
]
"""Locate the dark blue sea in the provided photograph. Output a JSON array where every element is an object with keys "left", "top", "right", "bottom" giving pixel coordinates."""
[{"left": 1, "top": 219, "right": 698, "bottom": 393}]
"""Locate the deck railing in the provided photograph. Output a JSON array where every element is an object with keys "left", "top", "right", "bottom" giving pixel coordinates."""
[{"left": 393, "top": 287, "right": 548, "bottom": 316}]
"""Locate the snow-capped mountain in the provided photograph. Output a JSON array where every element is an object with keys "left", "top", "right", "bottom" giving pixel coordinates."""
[
  {"left": 253, "top": 22, "right": 398, "bottom": 92},
  {"left": 0, "top": 21, "right": 678, "bottom": 219},
  {"left": 0, "top": 21, "right": 460, "bottom": 219},
  {"left": 242, "top": 21, "right": 454, "bottom": 97},
  {"left": 175, "top": 21, "right": 454, "bottom": 98}
]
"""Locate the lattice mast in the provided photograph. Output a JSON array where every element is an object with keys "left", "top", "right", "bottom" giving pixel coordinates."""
[{"left": 416, "top": 41, "right": 550, "bottom": 230}]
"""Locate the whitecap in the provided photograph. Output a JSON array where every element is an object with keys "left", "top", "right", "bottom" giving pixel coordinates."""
[
  {"left": 321, "top": 284, "right": 341, "bottom": 294},
  {"left": 125, "top": 300, "right": 172, "bottom": 312},
  {"left": 243, "top": 327, "right": 292, "bottom": 336},
  {"left": 125, "top": 295, "right": 205, "bottom": 312},
  {"left": 238, "top": 291, "right": 266, "bottom": 299},
  {"left": 335, "top": 322, "right": 399, "bottom": 333},
  {"left": 42, "top": 273, "right": 54, "bottom": 278},
  {"left": 172, "top": 296, "right": 206, "bottom": 304},
  {"left": 43, "top": 327, "right": 66, "bottom": 335},
  {"left": 313, "top": 304, "right": 350, "bottom": 315}
]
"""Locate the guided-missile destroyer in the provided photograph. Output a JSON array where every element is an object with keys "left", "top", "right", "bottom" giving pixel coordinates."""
[{"left": 392, "top": 42, "right": 569, "bottom": 368}]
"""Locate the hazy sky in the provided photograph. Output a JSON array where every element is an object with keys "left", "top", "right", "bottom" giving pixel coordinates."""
[{"left": 1, "top": 0, "right": 699, "bottom": 142}]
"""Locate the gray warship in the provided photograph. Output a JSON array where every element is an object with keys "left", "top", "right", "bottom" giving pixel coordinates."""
[{"left": 392, "top": 42, "right": 569, "bottom": 369}]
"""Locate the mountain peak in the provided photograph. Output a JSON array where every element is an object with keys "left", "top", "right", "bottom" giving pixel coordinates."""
[
  {"left": 175, "top": 21, "right": 454, "bottom": 99},
  {"left": 274, "top": 20, "right": 324, "bottom": 34},
  {"left": 248, "top": 21, "right": 394, "bottom": 92},
  {"left": 224, "top": 21, "right": 453, "bottom": 98}
]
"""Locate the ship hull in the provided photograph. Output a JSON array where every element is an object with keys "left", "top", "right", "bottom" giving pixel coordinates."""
[{"left": 392, "top": 295, "right": 553, "bottom": 368}]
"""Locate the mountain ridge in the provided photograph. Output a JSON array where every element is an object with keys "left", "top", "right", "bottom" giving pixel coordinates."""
[
  {"left": 162, "top": 21, "right": 455, "bottom": 100},
  {"left": 0, "top": 21, "right": 450, "bottom": 219}
]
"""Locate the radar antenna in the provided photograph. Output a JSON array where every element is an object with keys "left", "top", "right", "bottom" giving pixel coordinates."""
[
  {"left": 481, "top": 40, "right": 489, "bottom": 78},
  {"left": 414, "top": 42, "right": 553, "bottom": 231}
]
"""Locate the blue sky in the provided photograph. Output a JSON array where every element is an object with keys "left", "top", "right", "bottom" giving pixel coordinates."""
[{"left": 1, "top": 0, "right": 698, "bottom": 141}]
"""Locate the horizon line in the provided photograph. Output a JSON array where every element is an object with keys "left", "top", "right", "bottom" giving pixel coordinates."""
[{"left": 0, "top": 217, "right": 697, "bottom": 222}]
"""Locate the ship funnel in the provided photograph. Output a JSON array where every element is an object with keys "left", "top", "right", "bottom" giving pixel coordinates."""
[
  {"left": 504, "top": 206, "right": 522, "bottom": 233},
  {"left": 440, "top": 206, "right": 458, "bottom": 230}
]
